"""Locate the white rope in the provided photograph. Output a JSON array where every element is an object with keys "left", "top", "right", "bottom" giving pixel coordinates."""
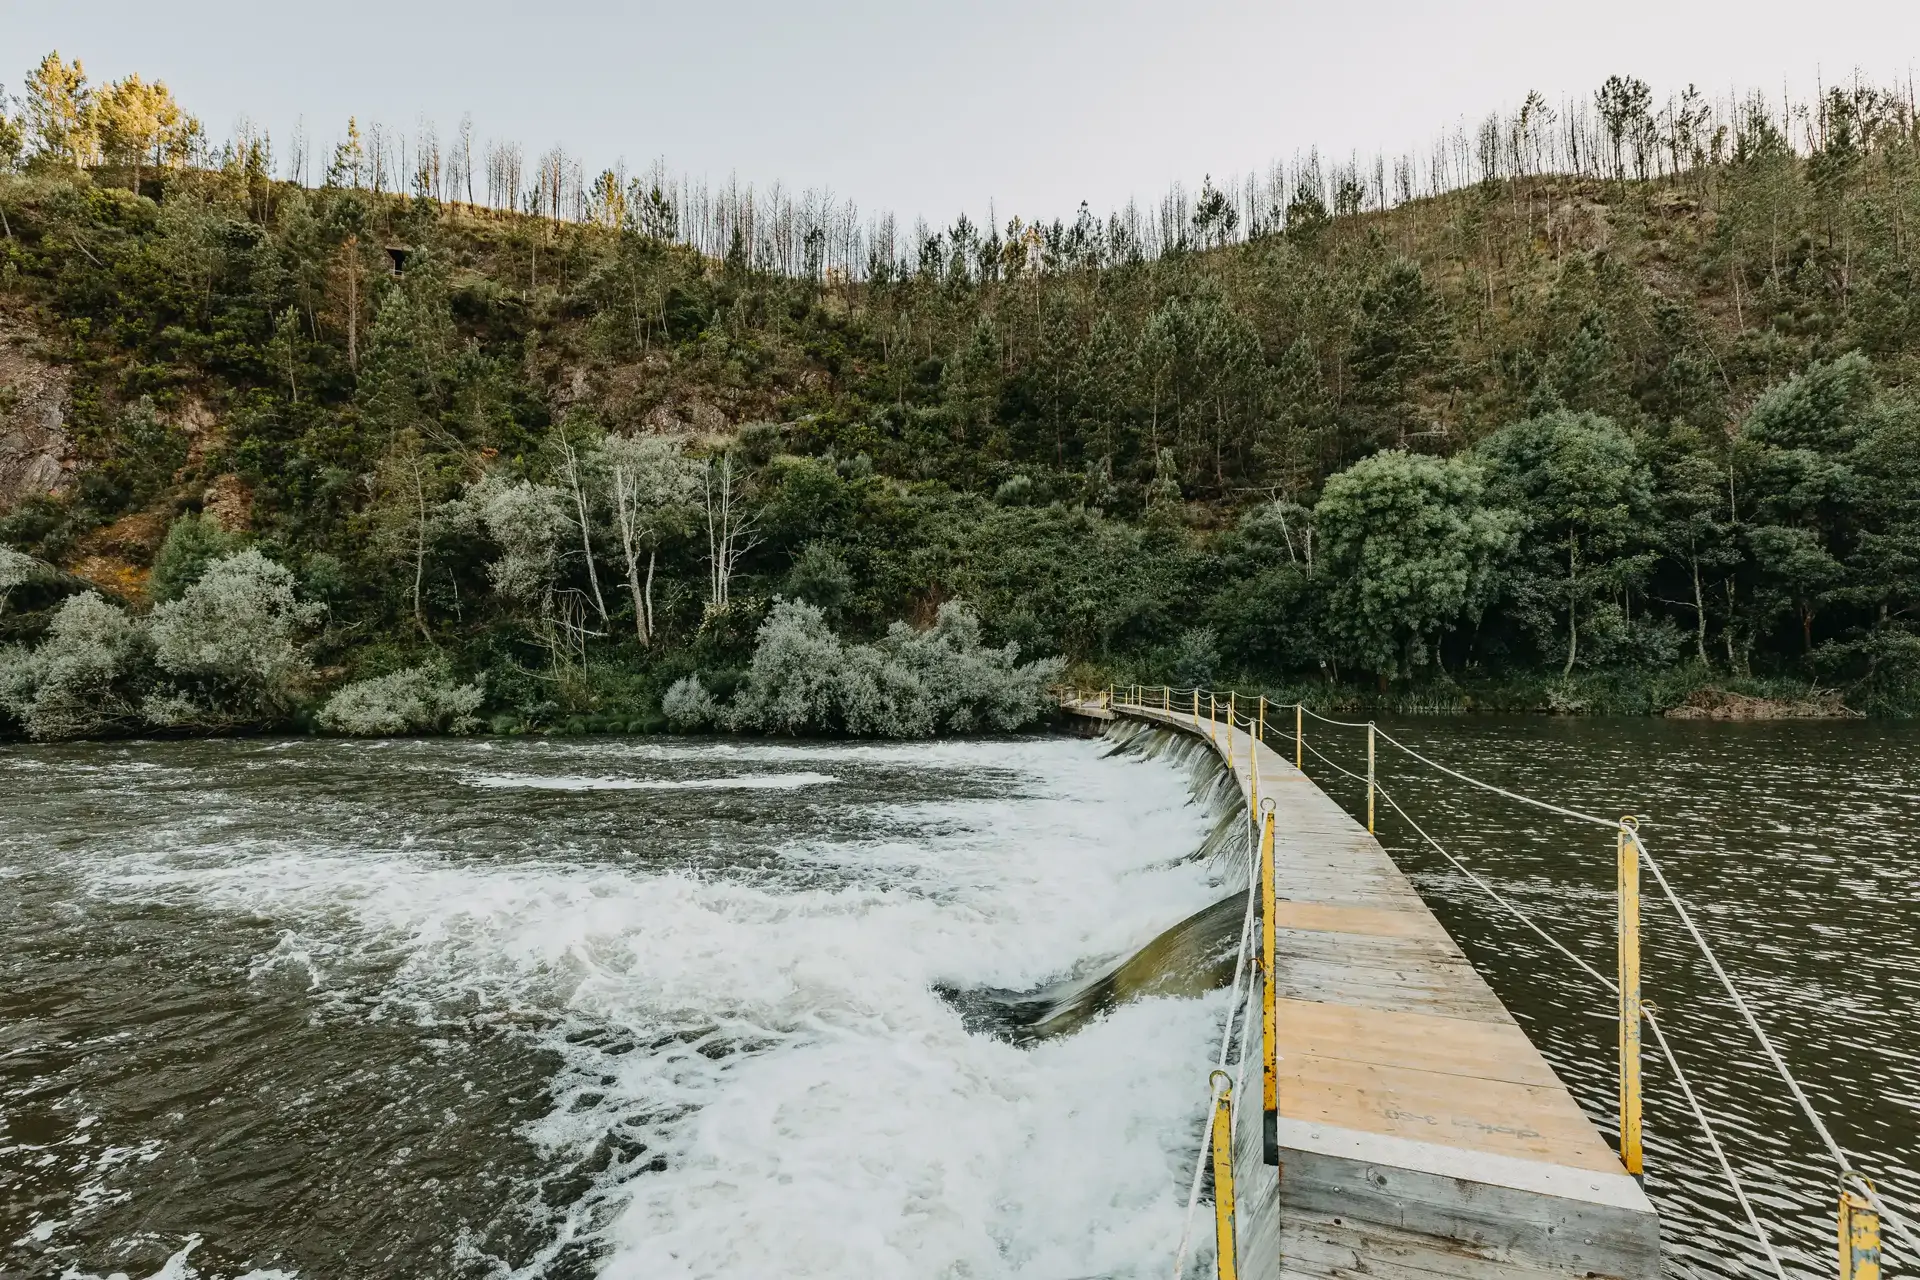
[
  {"left": 1642, "top": 1011, "right": 1789, "bottom": 1279},
  {"left": 1296, "top": 704, "right": 1371, "bottom": 729},
  {"left": 1339, "top": 748, "right": 1787, "bottom": 1279},
  {"left": 1631, "top": 831, "right": 1920, "bottom": 1261},
  {"left": 1169, "top": 791, "right": 1260, "bottom": 1280},
  {"left": 1369, "top": 724, "right": 1625, "bottom": 829}
]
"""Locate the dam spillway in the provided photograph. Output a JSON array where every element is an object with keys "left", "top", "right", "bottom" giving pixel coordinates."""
[{"left": 1072, "top": 699, "right": 1661, "bottom": 1279}]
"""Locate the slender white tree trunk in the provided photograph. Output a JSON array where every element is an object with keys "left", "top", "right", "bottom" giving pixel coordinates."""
[
  {"left": 611, "top": 462, "right": 650, "bottom": 643},
  {"left": 561, "top": 433, "right": 608, "bottom": 623}
]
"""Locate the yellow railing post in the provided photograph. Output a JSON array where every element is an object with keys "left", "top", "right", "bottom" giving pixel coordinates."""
[
  {"left": 1840, "top": 1184, "right": 1882, "bottom": 1280},
  {"left": 1193, "top": 689, "right": 1200, "bottom": 727},
  {"left": 1259, "top": 799, "right": 1279, "bottom": 1166},
  {"left": 1209, "top": 693, "right": 1217, "bottom": 743},
  {"left": 1163, "top": 685, "right": 1170, "bottom": 711},
  {"left": 1210, "top": 1071, "right": 1238, "bottom": 1280},
  {"left": 1256, "top": 695, "right": 1265, "bottom": 745},
  {"left": 1618, "top": 817, "right": 1644, "bottom": 1180},
  {"left": 1366, "top": 722, "right": 1376, "bottom": 834},
  {"left": 1226, "top": 693, "right": 1236, "bottom": 767},
  {"left": 1250, "top": 736, "right": 1259, "bottom": 813},
  {"left": 1295, "top": 703, "right": 1303, "bottom": 772}
]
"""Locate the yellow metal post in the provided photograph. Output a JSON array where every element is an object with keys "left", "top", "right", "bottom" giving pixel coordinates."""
[
  {"left": 1210, "top": 1072, "right": 1238, "bottom": 1280},
  {"left": 1226, "top": 693, "right": 1236, "bottom": 767},
  {"left": 1618, "top": 818, "right": 1644, "bottom": 1180},
  {"left": 1164, "top": 685, "right": 1170, "bottom": 711},
  {"left": 1260, "top": 801, "right": 1278, "bottom": 1165},
  {"left": 1295, "top": 703, "right": 1303, "bottom": 772},
  {"left": 1249, "top": 717, "right": 1260, "bottom": 809},
  {"left": 1366, "top": 722, "right": 1376, "bottom": 834},
  {"left": 1840, "top": 1186, "right": 1882, "bottom": 1280},
  {"left": 1257, "top": 696, "right": 1266, "bottom": 745},
  {"left": 1209, "top": 694, "right": 1217, "bottom": 742},
  {"left": 1193, "top": 689, "right": 1200, "bottom": 727}
]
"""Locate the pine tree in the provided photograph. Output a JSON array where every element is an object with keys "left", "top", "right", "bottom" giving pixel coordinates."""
[{"left": 22, "top": 52, "right": 94, "bottom": 168}]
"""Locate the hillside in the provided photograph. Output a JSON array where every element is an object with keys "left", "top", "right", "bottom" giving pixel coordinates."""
[{"left": 2, "top": 60, "right": 1919, "bottom": 735}]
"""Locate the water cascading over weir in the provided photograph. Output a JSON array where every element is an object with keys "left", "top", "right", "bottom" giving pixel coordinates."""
[{"left": 1063, "top": 693, "right": 1663, "bottom": 1280}]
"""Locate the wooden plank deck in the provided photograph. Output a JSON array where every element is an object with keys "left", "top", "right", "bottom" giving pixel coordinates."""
[{"left": 1072, "top": 700, "right": 1660, "bottom": 1280}]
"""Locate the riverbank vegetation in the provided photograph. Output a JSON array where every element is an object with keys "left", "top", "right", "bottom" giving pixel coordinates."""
[{"left": 2, "top": 52, "right": 1919, "bottom": 738}]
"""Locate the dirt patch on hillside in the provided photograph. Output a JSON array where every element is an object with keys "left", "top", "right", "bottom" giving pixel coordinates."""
[{"left": 67, "top": 510, "right": 171, "bottom": 601}]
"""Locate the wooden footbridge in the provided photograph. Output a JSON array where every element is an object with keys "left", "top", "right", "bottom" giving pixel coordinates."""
[{"left": 1066, "top": 691, "right": 1662, "bottom": 1279}]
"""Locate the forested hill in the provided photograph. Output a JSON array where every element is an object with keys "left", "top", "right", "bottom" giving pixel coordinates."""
[{"left": 2, "top": 55, "right": 1919, "bottom": 738}]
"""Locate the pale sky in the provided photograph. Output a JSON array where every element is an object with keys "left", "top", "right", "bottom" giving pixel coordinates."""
[{"left": 6, "top": 0, "right": 1919, "bottom": 226}]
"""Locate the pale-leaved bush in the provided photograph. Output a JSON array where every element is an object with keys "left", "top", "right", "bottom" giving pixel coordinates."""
[
  {"left": 0, "top": 546, "right": 41, "bottom": 614},
  {"left": 687, "top": 599, "right": 1063, "bottom": 737},
  {"left": 0, "top": 591, "right": 152, "bottom": 740},
  {"left": 661, "top": 674, "right": 720, "bottom": 729},
  {"left": 146, "top": 548, "right": 322, "bottom": 727},
  {"left": 468, "top": 474, "right": 570, "bottom": 604},
  {"left": 316, "top": 666, "right": 485, "bottom": 735}
]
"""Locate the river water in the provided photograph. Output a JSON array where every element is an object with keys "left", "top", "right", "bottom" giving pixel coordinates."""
[
  {"left": 0, "top": 736, "right": 1232, "bottom": 1280},
  {"left": 1313, "top": 715, "right": 1920, "bottom": 1280},
  {"left": 1, "top": 722, "right": 1915, "bottom": 1280}
]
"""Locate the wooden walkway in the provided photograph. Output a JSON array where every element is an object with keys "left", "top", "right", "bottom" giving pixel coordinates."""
[{"left": 1072, "top": 700, "right": 1660, "bottom": 1280}]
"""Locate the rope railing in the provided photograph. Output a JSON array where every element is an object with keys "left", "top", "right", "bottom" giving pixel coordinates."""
[
  {"left": 1293, "top": 732, "right": 1786, "bottom": 1279},
  {"left": 1081, "top": 684, "right": 1909, "bottom": 1278}
]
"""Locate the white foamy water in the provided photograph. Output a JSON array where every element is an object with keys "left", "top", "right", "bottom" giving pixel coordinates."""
[
  {"left": 29, "top": 736, "right": 1228, "bottom": 1279},
  {"left": 464, "top": 770, "right": 839, "bottom": 791}
]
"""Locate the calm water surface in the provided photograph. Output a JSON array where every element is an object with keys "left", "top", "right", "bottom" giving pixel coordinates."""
[
  {"left": 1310, "top": 716, "right": 1920, "bottom": 1280},
  {"left": 1, "top": 721, "right": 1914, "bottom": 1279}
]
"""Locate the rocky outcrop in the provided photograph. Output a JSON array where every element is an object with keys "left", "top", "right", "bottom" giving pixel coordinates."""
[
  {"left": 1665, "top": 687, "right": 1862, "bottom": 719},
  {"left": 0, "top": 308, "right": 73, "bottom": 511}
]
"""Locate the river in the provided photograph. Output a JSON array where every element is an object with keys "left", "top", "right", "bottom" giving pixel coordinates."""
[{"left": 1, "top": 721, "right": 1915, "bottom": 1279}]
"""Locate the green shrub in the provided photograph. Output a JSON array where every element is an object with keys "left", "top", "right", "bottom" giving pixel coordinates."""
[
  {"left": 680, "top": 598, "right": 1064, "bottom": 737},
  {"left": 0, "top": 591, "right": 152, "bottom": 740},
  {"left": 316, "top": 666, "right": 485, "bottom": 735}
]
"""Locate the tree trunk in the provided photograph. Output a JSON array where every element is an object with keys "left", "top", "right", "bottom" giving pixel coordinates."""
[
  {"left": 643, "top": 549, "right": 656, "bottom": 644},
  {"left": 560, "top": 433, "right": 608, "bottom": 624},
  {"left": 411, "top": 462, "right": 430, "bottom": 643},
  {"left": 345, "top": 237, "right": 359, "bottom": 372},
  {"left": 1690, "top": 554, "right": 1708, "bottom": 664},
  {"left": 1562, "top": 542, "right": 1579, "bottom": 679},
  {"left": 1724, "top": 579, "right": 1739, "bottom": 669},
  {"left": 611, "top": 463, "right": 649, "bottom": 643}
]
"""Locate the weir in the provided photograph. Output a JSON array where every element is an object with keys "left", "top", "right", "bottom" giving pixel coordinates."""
[{"left": 1065, "top": 695, "right": 1661, "bottom": 1280}]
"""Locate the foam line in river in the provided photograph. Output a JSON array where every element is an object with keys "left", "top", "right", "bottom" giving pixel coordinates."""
[{"left": 463, "top": 770, "right": 840, "bottom": 791}]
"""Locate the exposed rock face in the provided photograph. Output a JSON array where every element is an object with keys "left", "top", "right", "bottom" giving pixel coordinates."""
[
  {"left": 0, "top": 309, "right": 73, "bottom": 512},
  {"left": 203, "top": 473, "right": 254, "bottom": 531}
]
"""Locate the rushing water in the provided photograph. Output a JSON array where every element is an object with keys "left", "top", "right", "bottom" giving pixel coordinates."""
[
  {"left": 2, "top": 721, "right": 1914, "bottom": 1280},
  {"left": 1302, "top": 715, "right": 1920, "bottom": 1280},
  {"left": 0, "top": 736, "right": 1235, "bottom": 1280}
]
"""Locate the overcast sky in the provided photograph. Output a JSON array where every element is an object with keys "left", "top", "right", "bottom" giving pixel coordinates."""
[{"left": 7, "top": 0, "right": 1919, "bottom": 225}]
